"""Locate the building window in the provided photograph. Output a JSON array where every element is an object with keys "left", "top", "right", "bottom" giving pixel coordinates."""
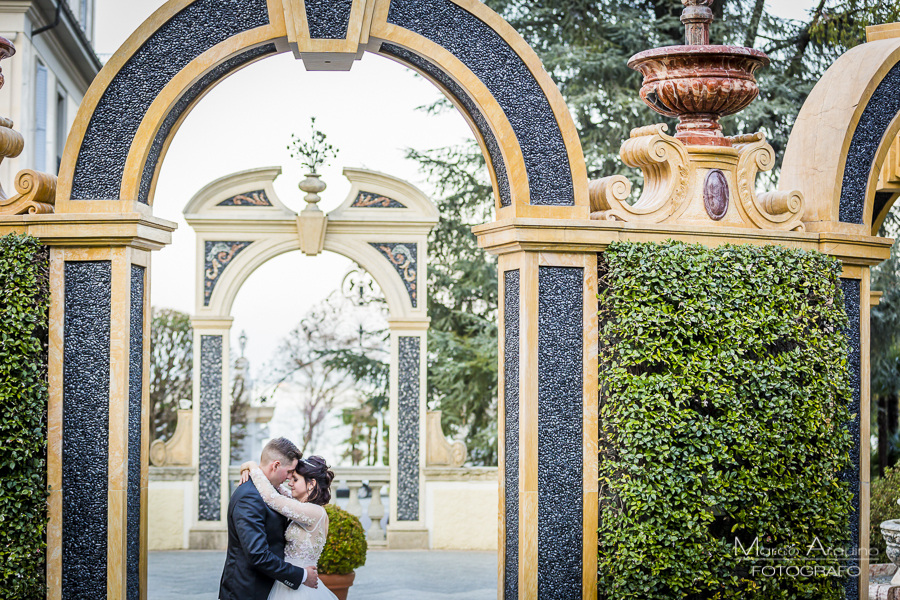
[
  {"left": 80, "top": 0, "right": 93, "bottom": 40},
  {"left": 56, "top": 89, "right": 67, "bottom": 173},
  {"left": 34, "top": 63, "right": 48, "bottom": 172}
]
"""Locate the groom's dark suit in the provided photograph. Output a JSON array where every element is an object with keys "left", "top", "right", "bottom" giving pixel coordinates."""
[{"left": 218, "top": 480, "right": 306, "bottom": 600}]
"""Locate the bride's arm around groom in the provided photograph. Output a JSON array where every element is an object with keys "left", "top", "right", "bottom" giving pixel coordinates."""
[{"left": 218, "top": 438, "right": 317, "bottom": 600}]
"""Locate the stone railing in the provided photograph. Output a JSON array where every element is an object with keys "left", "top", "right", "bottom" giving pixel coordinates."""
[
  {"left": 331, "top": 466, "right": 390, "bottom": 547},
  {"left": 227, "top": 465, "right": 391, "bottom": 547}
]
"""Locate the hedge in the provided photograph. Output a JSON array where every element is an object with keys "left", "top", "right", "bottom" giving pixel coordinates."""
[
  {"left": 598, "top": 241, "right": 853, "bottom": 599},
  {"left": 0, "top": 234, "right": 49, "bottom": 599}
]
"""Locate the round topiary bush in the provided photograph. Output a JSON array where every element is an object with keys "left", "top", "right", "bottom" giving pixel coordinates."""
[
  {"left": 319, "top": 504, "right": 367, "bottom": 575},
  {"left": 598, "top": 241, "right": 854, "bottom": 599}
]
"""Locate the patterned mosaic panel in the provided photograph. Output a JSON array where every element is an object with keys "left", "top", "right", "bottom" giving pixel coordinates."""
[
  {"left": 63, "top": 261, "right": 111, "bottom": 599},
  {"left": 840, "top": 60, "right": 900, "bottom": 223},
  {"left": 841, "top": 278, "right": 861, "bottom": 600},
  {"left": 397, "top": 336, "right": 421, "bottom": 521},
  {"left": 72, "top": 0, "right": 270, "bottom": 200},
  {"left": 199, "top": 335, "right": 223, "bottom": 521},
  {"left": 216, "top": 189, "right": 273, "bottom": 207},
  {"left": 504, "top": 270, "right": 520, "bottom": 600},
  {"left": 386, "top": 0, "right": 574, "bottom": 207},
  {"left": 378, "top": 43, "right": 511, "bottom": 208},
  {"left": 370, "top": 242, "right": 418, "bottom": 308},
  {"left": 537, "top": 266, "right": 583, "bottom": 598},
  {"left": 351, "top": 191, "right": 407, "bottom": 209},
  {"left": 127, "top": 266, "right": 144, "bottom": 600},
  {"left": 305, "top": 0, "right": 353, "bottom": 39},
  {"left": 204, "top": 241, "right": 252, "bottom": 306}
]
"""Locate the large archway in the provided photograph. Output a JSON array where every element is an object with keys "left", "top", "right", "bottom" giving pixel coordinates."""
[{"left": 46, "top": 2, "right": 595, "bottom": 600}]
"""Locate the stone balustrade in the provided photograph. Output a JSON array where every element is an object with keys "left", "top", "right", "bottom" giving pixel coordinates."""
[{"left": 331, "top": 466, "right": 391, "bottom": 547}]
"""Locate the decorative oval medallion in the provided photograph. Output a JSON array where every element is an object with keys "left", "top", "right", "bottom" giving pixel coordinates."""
[{"left": 703, "top": 169, "right": 729, "bottom": 220}]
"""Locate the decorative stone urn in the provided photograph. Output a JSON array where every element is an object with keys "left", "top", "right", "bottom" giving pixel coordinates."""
[
  {"left": 627, "top": 0, "right": 769, "bottom": 147},
  {"left": 882, "top": 520, "right": 900, "bottom": 585},
  {"left": 299, "top": 173, "right": 327, "bottom": 210}
]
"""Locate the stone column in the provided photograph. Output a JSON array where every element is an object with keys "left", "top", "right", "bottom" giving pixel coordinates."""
[
  {"left": 386, "top": 319, "right": 430, "bottom": 549},
  {"left": 188, "top": 317, "right": 233, "bottom": 549},
  {"left": 47, "top": 245, "right": 153, "bottom": 600},
  {"left": 497, "top": 251, "right": 598, "bottom": 600}
]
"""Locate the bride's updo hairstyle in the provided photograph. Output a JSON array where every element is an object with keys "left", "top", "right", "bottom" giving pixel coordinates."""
[{"left": 296, "top": 456, "right": 334, "bottom": 505}]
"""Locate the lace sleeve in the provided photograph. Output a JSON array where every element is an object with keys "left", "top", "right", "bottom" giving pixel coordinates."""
[{"left": 249, "top": 467, "right": 324, "bottom": 529}]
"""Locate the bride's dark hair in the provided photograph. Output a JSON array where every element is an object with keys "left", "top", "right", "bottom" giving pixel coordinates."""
[{"left": 295, "top": 455, "right": 334, "bottom": 505}]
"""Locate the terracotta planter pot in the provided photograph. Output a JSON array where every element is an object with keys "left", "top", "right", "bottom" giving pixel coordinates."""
[{"left": 319, "top": 571, "right": 356, "bottom": 600}]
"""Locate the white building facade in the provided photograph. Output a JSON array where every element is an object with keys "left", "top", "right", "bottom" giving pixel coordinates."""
[{"left": 0, "top": 0, "right": 99, "bottom": 183}]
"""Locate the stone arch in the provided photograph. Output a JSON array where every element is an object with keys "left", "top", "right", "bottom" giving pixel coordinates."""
[
  {"left": 780, "top": 33, "right": 900, "bottom": 234},
  {"left": 56, "top": 0, "right": 588, "bottom": 219},
  {"left": 183, "top": 165, "right": 437, "bottom": 547}
]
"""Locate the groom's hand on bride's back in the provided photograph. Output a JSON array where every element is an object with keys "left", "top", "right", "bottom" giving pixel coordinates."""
[{"left": 303, "top": 566, "right": 318, "bottom": 588}]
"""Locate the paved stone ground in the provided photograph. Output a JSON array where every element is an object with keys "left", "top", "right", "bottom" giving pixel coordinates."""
[{"left": 149, "top": 550, "right": 497, "bottom": 600}]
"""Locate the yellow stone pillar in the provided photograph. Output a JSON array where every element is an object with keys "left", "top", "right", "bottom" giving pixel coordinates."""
[
  {"left": 491, "top": 247, "right": 598, "bottom": 600},
  {"left": 27, "top": 212, "right": 174, "bottom": 600}
]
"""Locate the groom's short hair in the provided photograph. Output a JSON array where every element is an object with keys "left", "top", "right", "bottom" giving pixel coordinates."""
[{"left": 260, "top": 437, "right": 302, "bottom": 467}]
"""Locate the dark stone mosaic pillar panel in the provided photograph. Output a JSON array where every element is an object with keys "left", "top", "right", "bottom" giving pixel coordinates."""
[
  {"left": 839, "top": 60, "right": 900, "bottom": 223},
  {"left": 199, "top": 335, "right": 223, "bottom": 521},
  {"left": 397, "top": 336, "right": 421, "bottom": 521},
  {"left": 841, "top": 278, "right": 861, "bottom": 600},
  {"left": 63, "top": 261, "right": 111, "bottom": 600},
  {"left": 504, "top": 270, "right": 520, "bottom": 600},
  {"left": 305, "top": 0, "right": 353, "bottom": 39},
  {"left": 537, "top": 267, "right": 583, "bottom": 599},
  {"left": 127, "top": 266, "right": 145, "bottom": 600}
]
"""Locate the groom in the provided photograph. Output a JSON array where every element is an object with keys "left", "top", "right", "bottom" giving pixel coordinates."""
[{"left": 218, "top": 437, "right": 318, "bottom": 599}]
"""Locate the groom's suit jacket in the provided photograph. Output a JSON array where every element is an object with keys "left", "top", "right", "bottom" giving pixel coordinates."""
[{"left": 218, "top": 479, "right": 306, "bottom": 600}]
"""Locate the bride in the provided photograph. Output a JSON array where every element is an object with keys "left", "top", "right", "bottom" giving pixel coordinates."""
[{"left": 240, "top": 455, "right": 337, "bottom": 599}]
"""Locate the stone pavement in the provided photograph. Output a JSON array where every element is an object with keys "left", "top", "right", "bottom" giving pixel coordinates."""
[{"left": 149, "top": 549, "right": 497, "bottom": 599}]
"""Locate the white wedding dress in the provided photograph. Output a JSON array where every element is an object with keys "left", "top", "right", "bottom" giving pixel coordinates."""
[{"left": 248, "top": 467, "right": 338, "bottom": 600}]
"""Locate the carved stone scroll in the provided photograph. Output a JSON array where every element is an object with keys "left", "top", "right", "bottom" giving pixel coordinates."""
[
  {"left": 730, "top": 132, "right": 805, "bottom": 231},
  {"left": 0, "top": 169, "right": 57, "bottom": 216},
  {"left": 425, "top": 411, "right": 467, "bottom": 468},
  {"left": 590, "top": 124, "right": 690, "bottom": 222}
]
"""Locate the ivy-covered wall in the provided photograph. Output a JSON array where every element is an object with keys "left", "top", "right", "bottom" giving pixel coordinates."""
[
  {"left": 0, "top": 234, "right": 49, "bottom": 598},
  {"left": 598, "top": 241, "right": 854, "bottom": 599}
]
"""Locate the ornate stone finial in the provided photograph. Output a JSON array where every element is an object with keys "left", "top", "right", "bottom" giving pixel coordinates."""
[{"left": 681, "top": 0, "right": 713, "bottom": 45}]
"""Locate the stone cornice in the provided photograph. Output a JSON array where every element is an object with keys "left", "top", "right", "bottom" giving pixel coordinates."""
[
  {"left": 473, "top": 218, "right": 893, "bottom": 269},
  {"left": 0, "top": 211, "right": 176, "bottom": 251}
]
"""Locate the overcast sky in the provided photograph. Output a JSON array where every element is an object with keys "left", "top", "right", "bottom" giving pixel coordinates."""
[{"left": 93, "top": 0, "right": 824, "bottom": 377}]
